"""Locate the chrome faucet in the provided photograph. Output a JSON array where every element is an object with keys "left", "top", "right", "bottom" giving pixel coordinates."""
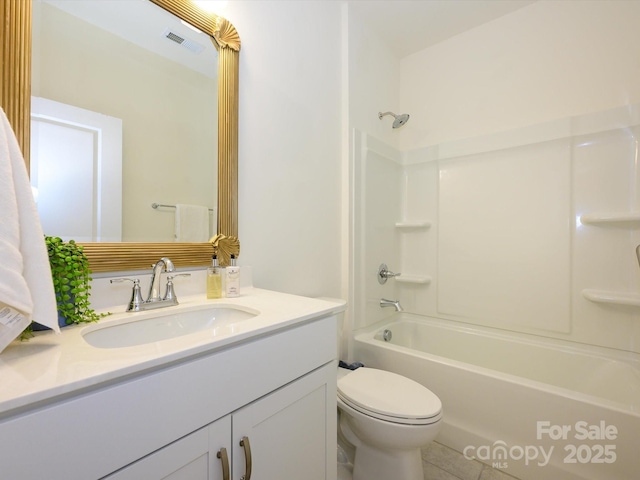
[
  {"left": 147, "top": 257, "right": 175, "bottom": 302},
  {"left": 380, "top": 298, "right": 403, "bottom": 312},
  {"left": 110, "top": 257, "right": 190, "bottom": 312}
]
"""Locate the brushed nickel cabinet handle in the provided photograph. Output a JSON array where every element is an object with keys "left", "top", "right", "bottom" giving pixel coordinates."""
[
  {"left": 239, "top": 436, "right": 252, "bottom": 480},
  {"left": 216, "top": 447, "right": 230, "bottom": 480}
]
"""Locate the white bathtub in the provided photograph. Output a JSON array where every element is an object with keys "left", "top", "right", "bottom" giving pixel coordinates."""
[{"left": 353, "top": 313, "right": 640, "bottom": 480}]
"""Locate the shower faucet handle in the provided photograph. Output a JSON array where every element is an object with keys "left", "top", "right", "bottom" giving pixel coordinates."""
[{"left": 378, "top": 263, "right": 401, "bottom": 284}]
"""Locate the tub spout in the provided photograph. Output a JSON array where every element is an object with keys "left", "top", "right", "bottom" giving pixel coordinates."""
[{"left": 380, "top": 298, "right": 403, "bottom": 312}]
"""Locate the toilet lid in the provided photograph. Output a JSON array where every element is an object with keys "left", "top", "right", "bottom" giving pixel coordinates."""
[{"left": 337, "top": 368, "right": 442, "bottom": 425}]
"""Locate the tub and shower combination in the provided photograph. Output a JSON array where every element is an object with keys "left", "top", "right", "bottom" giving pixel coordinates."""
[
  {"left": 352, "top": 105, "right": 640, "bottom": 479},
  {"left": 353, "top": 313, "right": 640, "bottom": 480}
]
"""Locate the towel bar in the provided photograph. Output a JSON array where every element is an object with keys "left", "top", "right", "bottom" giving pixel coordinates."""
[{"left": 152, "top": 203, "right": 214, "bottom": 212}]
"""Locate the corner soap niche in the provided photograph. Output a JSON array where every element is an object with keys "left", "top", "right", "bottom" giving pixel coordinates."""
[
  {"left": 395, "top": 221, "right": 431, "bottom": 229},
  {"left": 579, "top": 212, "right": 640, "bottom": 227},
  {"left": 396, "top": 275, "right": 432, "bottom": 285},
  {"left": 579, "top": 212, "right": 640, "bottom": 307},
  {"left": 582, "top": 289, "right": 640, "bottom": 307}
]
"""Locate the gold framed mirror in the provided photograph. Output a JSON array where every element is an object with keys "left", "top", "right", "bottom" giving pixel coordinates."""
[{"left": 0, "top": 0, "right": 239, "bottom": 271}]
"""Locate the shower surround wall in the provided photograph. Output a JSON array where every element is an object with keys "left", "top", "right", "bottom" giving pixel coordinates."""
[
  {"left": 349, "top": 0, "right": 640, "bottom": 355},
  {"left": 353, "top": 103, "right": 640, "bottom": 354}
]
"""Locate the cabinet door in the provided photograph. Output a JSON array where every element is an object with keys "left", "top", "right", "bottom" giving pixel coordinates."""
[
  {"left": 232, "top": 363, "right": 336, "bottom": 480},
  {"left": 104, "top": 416, "right": 231, "bottom": 480}
]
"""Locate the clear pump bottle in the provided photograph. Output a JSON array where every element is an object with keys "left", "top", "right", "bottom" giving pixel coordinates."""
[{"left": 206, "top": 255, "right": 222, "bottom": 299}]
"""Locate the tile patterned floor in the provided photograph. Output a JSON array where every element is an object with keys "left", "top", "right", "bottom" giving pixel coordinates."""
[
  {"left": 422, "top": 442, "right": 521, "bottom": 480},
  {"left": 337, "top": 441, "right": 521, "bottom": 480}
]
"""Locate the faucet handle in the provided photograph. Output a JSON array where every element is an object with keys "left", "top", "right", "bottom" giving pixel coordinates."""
[
  {"left": 164, "top": 273, "right": 191, "bottom": 301},
  {"left": 110, "top": 278, "right": 144, "bottom": 312},
  {"left": 378, "top": 263, "right": 401, "bottom": 284}
]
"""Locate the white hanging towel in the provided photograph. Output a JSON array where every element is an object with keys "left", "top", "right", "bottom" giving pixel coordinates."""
[
  {"left": 175, "top": 204, "right": 210, "bottom": 242},
  {"left": 0, "top": 108, "right": 59, "bottom": 353}
]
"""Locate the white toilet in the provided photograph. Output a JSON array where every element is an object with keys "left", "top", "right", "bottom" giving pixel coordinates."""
[{"left": 337, "top": 366, "right": 442, "bottom": 480}]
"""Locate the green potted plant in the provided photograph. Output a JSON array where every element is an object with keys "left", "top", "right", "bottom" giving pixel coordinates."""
[{"left": 27, "top": 236, "right": 107, "bottom": 334}]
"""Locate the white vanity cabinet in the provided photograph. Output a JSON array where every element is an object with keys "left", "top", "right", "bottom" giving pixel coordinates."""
[
  {"left": 230, "top": 364, "right": 332, "bottom": 480},
  {"left": 105, "top": 364, "right": 333, "bottom": 480},
  {"left": 0, "top": 315, "right": 337, "bottom": 480},
  {"left": 104, "top": 417, "right": 231, "bottom": 480}
]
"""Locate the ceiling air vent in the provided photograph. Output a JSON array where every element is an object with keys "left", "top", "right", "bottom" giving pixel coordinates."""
[{"left": 161, "top": 28, "right": 205, "bottom": 54}]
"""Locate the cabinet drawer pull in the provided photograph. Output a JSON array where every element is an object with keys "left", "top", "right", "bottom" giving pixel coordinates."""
[
  {"left": 216, "top": 447, "right": 230, "bottom": 480},
  {"left": 239, "top": 436, "right": 252, "bottom": 480}
]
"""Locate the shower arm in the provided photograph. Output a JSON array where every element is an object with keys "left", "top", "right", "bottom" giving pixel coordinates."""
[{"left": 378, "top": 111, "right": 395, "bottom": 120}]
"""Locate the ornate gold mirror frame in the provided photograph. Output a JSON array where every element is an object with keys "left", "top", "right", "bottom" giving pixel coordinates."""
[{"left": 0, "top": 0, "right": 239, "bottom": 270}]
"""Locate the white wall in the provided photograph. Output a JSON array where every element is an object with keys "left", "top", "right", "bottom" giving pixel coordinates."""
[
  {"left": 399, "top": 0, "right": 640, "bottom": 149},
  {"left": 223, "top": 1, "right": 343, "bottom": 297},
  {"left": 347, "top": 7, "right": 401, "bottom": 149}
]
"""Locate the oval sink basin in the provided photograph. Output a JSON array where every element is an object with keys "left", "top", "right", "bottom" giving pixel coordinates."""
[{"left": 82, "top": 306, "right": 259, "bottom": 348}]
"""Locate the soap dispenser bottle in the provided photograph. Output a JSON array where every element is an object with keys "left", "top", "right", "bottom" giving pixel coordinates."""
[
  {"left": 207, "top": 255, "right": 222, "bottom": 299},
  {"left": 225, "top": 254, "right": 240, "bottom": 298}
]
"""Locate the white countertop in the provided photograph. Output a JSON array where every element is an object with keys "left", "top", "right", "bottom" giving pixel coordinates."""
[{"left": 0, "top": 288, "right": 345, "bottom": 417}]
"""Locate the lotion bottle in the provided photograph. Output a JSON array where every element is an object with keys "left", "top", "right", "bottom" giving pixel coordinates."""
[
  {"left": 225, "top": 254, "right": 240, "bottom": 298},
  {"left": 206, "top": 255, "right": 222, "bottom": 299}
]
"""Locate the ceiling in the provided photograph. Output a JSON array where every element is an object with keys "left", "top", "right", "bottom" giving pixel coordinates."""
[
  {"left": 39, "top": 0, "right": 217, "bottom": 77},
  {"left": 348, "top": 0, "right": 537, "bottom": 58},
  {"left": 40, "top": 0, "right": 537, "bottom": 70}
]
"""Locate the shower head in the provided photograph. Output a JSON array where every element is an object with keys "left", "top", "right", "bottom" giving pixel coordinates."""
[{"left": 378, "top": 111, "right": 410, "bottom": 129}]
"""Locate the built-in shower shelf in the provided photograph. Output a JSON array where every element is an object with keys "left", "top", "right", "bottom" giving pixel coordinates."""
[
  {"left": 396, "top": 275, "right": 432, "bottom": 285},
  {"left": 582, "top": 289, "right": 640, "bottom": 307},
  {"left": 395, "top": 221, "right": 432, "bottom": 229},
  {"left": 580, "top": 213, "right": 640, "bottom": 227}
]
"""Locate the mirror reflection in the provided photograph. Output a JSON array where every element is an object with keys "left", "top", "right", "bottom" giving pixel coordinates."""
[{"left": 31, "top": 0, "right": 218, "bottom": 242}]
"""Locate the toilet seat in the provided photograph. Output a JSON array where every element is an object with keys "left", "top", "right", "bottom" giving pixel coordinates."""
[{"left": 337, "top": 368, "right": 442, "bottom": 425}]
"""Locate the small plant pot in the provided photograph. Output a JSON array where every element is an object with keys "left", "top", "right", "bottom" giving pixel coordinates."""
[
  {"left": 31, "top": 296, "right": 75, "bottom": 331},
  {"left": 31, "top": 312, "right": 71, "bottom": 331}
]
